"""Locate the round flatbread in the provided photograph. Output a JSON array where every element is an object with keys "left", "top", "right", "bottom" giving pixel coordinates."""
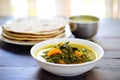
[
  {"left": 2, "top": 27, "right": 65, "bottom": 38},
  {"left": 1, "top": 18, "right": 68, "bottom": 45},
  {"left": 2, "top": 30, "right": 65, "bottom": 40},
  {"left": 1, "top": 32, "right": 65, "bottom": 43},
  {"left": 2, "top": 18, "right": 67, "bottom": 34}
]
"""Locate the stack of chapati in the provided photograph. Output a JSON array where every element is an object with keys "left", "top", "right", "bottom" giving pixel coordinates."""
[{"left": 1, "top": 18, "right": 68, "bottom": 45}]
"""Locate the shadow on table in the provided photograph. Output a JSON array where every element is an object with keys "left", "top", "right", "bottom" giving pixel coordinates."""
[
  {"left": 35, "top": 68, "right": 103, "bottom": 80},
  {"left": 0, "top": 41, "right": 32, "bottom": 55}
]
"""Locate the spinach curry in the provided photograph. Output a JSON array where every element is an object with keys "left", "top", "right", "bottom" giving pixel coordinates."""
[{"left": 36, "top": 42, "right": 97, "bottom": 64}]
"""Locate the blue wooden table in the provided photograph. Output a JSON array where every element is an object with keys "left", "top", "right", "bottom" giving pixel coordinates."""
[{"left": 0, "top": 18, "right": 120, "bottom": 80}]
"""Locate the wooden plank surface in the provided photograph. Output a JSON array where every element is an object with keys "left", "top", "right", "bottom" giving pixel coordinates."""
[{"left": 0, "top": 18, "right": 120, "bottom": 80}]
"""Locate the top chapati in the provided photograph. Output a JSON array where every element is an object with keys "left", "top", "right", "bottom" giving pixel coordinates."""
[{"left": 2, "top": 18, "right": 67, "bottom": 34}]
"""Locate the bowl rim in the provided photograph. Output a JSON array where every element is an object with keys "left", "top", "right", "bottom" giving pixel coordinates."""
[
  {"left": 69, "top": 15, "right": 99, "bottom": 24},
  {"left": 30, "top": 38, "right": 104, "bottom": 67}
]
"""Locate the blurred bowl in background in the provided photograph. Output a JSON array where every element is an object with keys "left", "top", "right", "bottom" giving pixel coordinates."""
[{"left": 69, "top": 15, "right": 99, "bottom": 39}]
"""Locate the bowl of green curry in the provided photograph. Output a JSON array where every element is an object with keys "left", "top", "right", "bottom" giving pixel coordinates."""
[
  {"left": 69, "top": 15, "right": 99, "bottom": 39},
  {"left": 30, "top": 38, "right": 104, "bottom": 76}
]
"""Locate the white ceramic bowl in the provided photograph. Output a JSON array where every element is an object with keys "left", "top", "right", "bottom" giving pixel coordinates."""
[{"left": 30, "top": 38, "right": 104, "bottom": 76}]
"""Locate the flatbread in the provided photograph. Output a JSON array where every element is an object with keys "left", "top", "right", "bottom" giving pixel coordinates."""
[
  {"left": 2, "top": 18, "right": 67, "bottom": 34},
  {"left": 2, "top": 28, "right": 65, "bottom": 38},
  {"left": 1, "top": 33, "right": 65, "bottom": 43},
  {"left": 2, "top": 26, "right": 65, "bottom": 35},
  {"left": 1, "top": 18, "right": 67, "bottom": 45},
  {"left": 2, "top": 30, "right": 65, "bottom": 40},
  {"left": 1, "top": 35, "right": 43, "bottom": 43}
]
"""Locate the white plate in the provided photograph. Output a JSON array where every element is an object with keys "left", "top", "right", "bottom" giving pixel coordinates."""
[{"left": 0, "top": 25, "right": 74, "bottom": 46}]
